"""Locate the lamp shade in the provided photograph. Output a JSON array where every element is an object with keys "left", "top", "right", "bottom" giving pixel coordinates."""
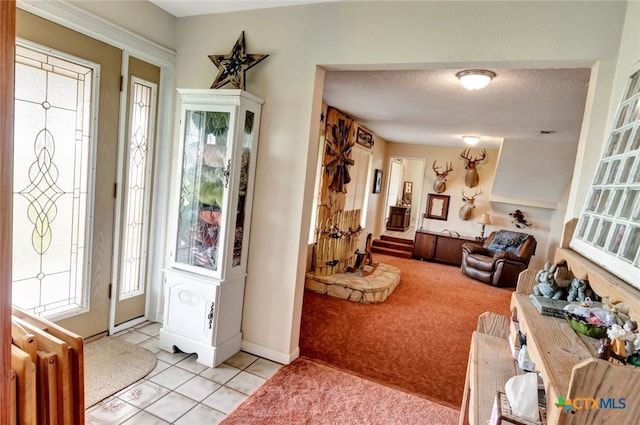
[
  {"left": 456, "top": 69, "right": 496, "bottom": 90},
  {"left": 478, "top": 212, "right": 492, "bottom": 225}
]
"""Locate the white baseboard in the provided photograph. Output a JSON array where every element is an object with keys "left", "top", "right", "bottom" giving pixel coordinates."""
[{"left": 241, "top": 340, "right": 300, "bottom": 365}]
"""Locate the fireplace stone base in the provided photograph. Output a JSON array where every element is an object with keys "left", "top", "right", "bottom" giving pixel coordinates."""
[{"left": 304, "top": 263, "right": 401, "bottom": 303}]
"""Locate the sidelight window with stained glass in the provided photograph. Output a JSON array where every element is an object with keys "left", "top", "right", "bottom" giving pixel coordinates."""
[
  {"left": 12, "top": 43, "right": 97, "bottom": 318},
  {"left": 572, "top": 67, "right": 640, "bottom": 288},
  {"left": 119, "top": 78, "right": 156, "bottom": 299}
]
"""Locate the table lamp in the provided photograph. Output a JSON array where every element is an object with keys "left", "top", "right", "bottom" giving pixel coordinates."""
[{"left": 478, "top": 212, "right": 491, "bottom": 240}]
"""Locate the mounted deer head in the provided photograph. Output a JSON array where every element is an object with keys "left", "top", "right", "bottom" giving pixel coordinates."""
[
  {"left": 432, "top": 161, "right": 453, "bottom": 193},
  {"left": 459, "top": 188, "right": 483, "bottom": 221},
  {"left": 460, "top": 148, "right": 486, "bottom": 188}
]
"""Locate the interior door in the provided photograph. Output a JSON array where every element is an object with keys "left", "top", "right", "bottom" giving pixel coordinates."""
[
  {"left": 13, "top": 10, "right": 121, "bottom": 338},
  {"left": 111, "top": 56, "right": 161, "bottom": 331}
]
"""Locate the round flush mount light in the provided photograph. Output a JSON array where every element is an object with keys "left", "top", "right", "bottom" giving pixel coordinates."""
[
  {"left": 463, "top": 135, "right": 481, "bottom": 145},
  {"left": 456, "top": 69, "right": 496, "bottom": 90}
]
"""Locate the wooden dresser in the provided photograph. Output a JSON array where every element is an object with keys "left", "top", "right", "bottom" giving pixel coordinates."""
[
  {"left": 386, "top": 206, "right": 411, "bottom": 231},
  {"left": 413, "top": 230, "right": 479, "bottom": 266}
]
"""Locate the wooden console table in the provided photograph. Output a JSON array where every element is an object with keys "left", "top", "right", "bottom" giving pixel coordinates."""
[
  {"left": 413, "top": 230, "right": 478, "bottom": 266},
  {"left": 387, "top": 206, "right": 411, "bottom": 231},
  {"left": 460, "top": 251, "right": 640, "bottom": 425}
]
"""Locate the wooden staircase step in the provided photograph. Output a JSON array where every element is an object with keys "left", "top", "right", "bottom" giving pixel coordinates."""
[
  {"left": 380, "top": 234, "right": 414, "bottom": 245},
  {"left": 371, "top": 245, "right": 413, "bottom": 259},
  {"left": 372, "top": 239, "right": 413, "bottom": 252}
]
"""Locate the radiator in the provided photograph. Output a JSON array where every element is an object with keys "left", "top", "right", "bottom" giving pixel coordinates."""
[{"left": 11, "top": 308, "right": 85, "bottom": 425}]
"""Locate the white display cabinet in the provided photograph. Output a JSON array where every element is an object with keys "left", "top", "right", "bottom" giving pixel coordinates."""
[{"left": 159, "top": 89, "right": 262, "bottom": 367}]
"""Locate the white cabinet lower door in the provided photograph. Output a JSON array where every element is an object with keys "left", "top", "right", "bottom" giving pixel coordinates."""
[{"left": 159, "top": 269, "right": 243, "bottom": 367}]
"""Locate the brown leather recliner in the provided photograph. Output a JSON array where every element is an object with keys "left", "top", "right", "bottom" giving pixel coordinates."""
[{"left": 461, "top": 230, "right": 537, "bottom": 287}]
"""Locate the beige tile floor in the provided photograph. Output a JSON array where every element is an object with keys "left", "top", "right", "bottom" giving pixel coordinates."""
[{"left": 85, "top": 322, "right": 282, "bottom": 424}]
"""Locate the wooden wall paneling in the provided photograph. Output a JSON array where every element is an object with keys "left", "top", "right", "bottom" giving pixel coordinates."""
[{"left": 1, "top": 2, "right": 16, "bottom": 424}]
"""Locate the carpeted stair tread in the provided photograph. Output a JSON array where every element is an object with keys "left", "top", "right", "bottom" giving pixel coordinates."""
[
  {"left": 371, "top": 246, "right": 413, "bottom": 258},
  {"left": 372, "top": 239, "right": 413, "bottom": 252},
  {"left": 380, "top": 234, "right": 414, "bottom": 245}
]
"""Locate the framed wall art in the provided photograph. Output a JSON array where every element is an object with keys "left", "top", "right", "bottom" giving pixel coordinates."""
[
  {"left": 356, "top": 126, "right": 374, "bottom": 149},
  {"left": 373, "top": 169, "right": 383, "bottom": 193},
  {"left": 426, "top": 193, "right": 450, "bottom": 220}
]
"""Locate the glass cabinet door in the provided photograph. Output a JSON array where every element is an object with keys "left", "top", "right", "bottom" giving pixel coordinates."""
[
  {"left": 175, "top": 109, "right": 232, "bottom": 273},
  {"left": 232, "top": 110, "right": 256, "bottom": 268}
]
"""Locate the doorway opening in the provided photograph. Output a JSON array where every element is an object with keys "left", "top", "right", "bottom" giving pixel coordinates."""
[{"left": 381, "top": 156, "right": 425, "bottom": 241}]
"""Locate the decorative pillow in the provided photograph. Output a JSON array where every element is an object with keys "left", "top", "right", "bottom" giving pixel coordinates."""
[{"left": 487, "top": 231, "right": 531, "bottom": 254}]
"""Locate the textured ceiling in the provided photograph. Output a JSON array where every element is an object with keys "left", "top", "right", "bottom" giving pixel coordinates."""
[
  {"left": 150, "top": 0, "right": 593, "bottom": 206},
  {"left": 323, "top": 67, "right": 591, "bottom": 148},
  {"left": 149, "top": 0, "right": 338, "bottom": 17}
]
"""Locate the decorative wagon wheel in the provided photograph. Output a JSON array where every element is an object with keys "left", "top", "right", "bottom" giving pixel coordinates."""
[{"left": 324, "top": 118, "right": 354, "bottom": 193}]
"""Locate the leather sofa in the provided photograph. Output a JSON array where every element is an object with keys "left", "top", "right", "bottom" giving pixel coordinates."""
[{"left": 461, "top": 230, "right": 537, "bottom": 287}]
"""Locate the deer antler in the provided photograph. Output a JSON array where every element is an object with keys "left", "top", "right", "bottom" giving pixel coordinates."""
[
  {"left": 462, "top": 188, "right": 484, "bottom": 200},
  {"left": 433, "top": 161, "right": 453, "bottom": 176},
  {"left": 460, "top": 148, "right": 487, "bottom": 166}
]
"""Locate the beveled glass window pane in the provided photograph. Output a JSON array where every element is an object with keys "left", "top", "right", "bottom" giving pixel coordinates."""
[
  {"left": 620, "top": 156, "right": 635, "bottom": 183},
  {"left": 587, "top": 217, "right": 600, "bottom": 242},
  {"left": 631, "top": 128, "right": 640, "bottom": 152},
  {"left": 620, "top": 190, "right": 639, "bottom": 219},
  {"left": 596, "top": 220, "right": 612, "bottom": 248},
  {"left": 596, "top": 190, "right": 610, "bottom": 214},
  {"left": 607, "top": 190, "right": 623, "bottom": 216},
  {"left": 622, "top": 226, "right": 640, "bottom": 263},
  {"left": 175, "top": 110, "right": 230, "bottom": 272},
  {"left": 608, "top": 224, "right": 626, "bottom": 254},
  {"left": 120, "top": 80, "right": 155, "bottom": 298},
  {"left": 12, "top": 44, "right": 95, "bottom": 317},
  {"left": 605, "top": 133, "right": 620, "bottom": 158},
  {"left": 232, "top": 111, "right": 255, "bottom": 267}
]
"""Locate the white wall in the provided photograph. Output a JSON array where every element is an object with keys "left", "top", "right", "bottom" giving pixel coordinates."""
[
  {"left": 171, "top": 1, "right": 626, "bottom": 362},
  {"left": 69, "top": 0, "right": 176, "bottom": 50}
]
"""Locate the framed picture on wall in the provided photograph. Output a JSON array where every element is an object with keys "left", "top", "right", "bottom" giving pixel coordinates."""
[
  {"left": 373, "top": 169, "right": 383, "bottom": 193},
  {"left": 356, "top": 127, "right": 374, "bottom": 149},
  {"left": 426, "top": 193, "right": 450, "bottom": 220}
]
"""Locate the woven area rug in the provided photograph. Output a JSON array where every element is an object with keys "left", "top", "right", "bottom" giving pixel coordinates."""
[
  {"left": 220, "top": 357, "right": 459, "bottom": 425},
  {"left": 84, "top": 336, "right": 157, "bottom": 407}
]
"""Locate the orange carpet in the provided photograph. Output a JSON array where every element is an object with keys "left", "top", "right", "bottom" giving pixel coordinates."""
[
  {"left": 299, "top": 254, "right": 514, "bottom": 409},
  {"left": 220, "top": 357, "right": 459, "bottom": 425}
]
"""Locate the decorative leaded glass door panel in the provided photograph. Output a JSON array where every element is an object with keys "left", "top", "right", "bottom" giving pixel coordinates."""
[
  {"left": 13, "top": 10, "right": 122, "bottom": 338},
  {"left": 112, "top": 56, "right": 161, "bottom": 330}
]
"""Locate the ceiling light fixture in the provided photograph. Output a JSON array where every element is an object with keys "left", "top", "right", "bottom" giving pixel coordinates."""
[
  {"left": 456, "top": 69, "right": 496, "bottom": 90},
  {"left": 463, "top": 135, "right": 481, "bottom": 145}
]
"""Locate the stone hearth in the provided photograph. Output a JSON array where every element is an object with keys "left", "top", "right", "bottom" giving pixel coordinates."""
[{"left": 304, "top": 263, "right": 401, "bottom": 303}]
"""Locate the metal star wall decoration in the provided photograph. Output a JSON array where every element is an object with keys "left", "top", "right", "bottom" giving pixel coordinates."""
[{"left": 208, "top": 31, "right": 269, "bottom": 90}]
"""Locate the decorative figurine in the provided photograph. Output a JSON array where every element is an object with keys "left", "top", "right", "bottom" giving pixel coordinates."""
[
  {"left": 533, "top": 261, "right": 564, "bottom": 300},
  {"left": 509, "top": 209, "right": 532, "bottom": 228},
  {"left": 566, "top": 278, "right": 596, "bottom": 302}
]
